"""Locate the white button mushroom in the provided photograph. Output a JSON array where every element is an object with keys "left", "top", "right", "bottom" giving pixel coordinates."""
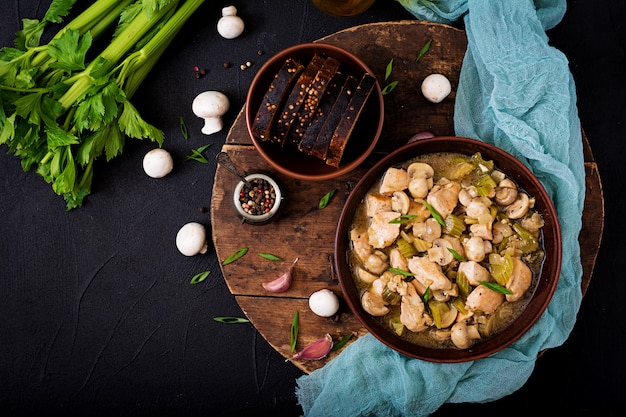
[
  {"left": 217, "top": 6, "right": 244, "bottom": 39},
  {"left": 309, "top": 289, "right": 340, "bottom": 317},
  {"left": 192, "top": 91, "right": 230, "bottom": 135},
  {"left": 143, "top": 148, "right": 174, "bottom": 178},
  {"left": 421, "top": 73, "right": 452, "bottom": 103},
  {"left": 176, "top": 222, "right": 208, "bottom": 256}
]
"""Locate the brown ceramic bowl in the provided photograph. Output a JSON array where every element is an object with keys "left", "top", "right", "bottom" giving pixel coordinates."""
[
  {"left": 335, "top": 136, "right": 562, "bottom": 363},
  {"left": 245, "top": 43, "right": 384, "bottom": 181}
]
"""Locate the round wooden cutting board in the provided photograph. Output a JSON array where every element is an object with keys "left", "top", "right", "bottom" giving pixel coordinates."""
[{"left": 210, "top": 21, "right": 603, "bottom": 374}]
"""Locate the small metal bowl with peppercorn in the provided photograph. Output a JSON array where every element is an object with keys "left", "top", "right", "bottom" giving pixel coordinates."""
[{"left": 232, "top": 173, "right": 282, "bottom": 224}]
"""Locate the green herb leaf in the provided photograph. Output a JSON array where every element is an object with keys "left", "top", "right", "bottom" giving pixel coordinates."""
[
  {"left": 384, "top": 58, "right": 394, "bottom": 81},
  {"left": 319, "top": 189, "right": 336, "bottom": 209},
  {"left": 180, "top": 116, "right": 189, "bottom": 139},
  {"left": 331, "top": 333, "right": 354, "bottom": 352},
  {"left": 421, "top": 199, "right": 445, "bottom": 227},
  {"left": 259, "top": 253, "right": 282, "bottom": 261},
  {"left": 187, "top": 144, "right": 211, "bottom": 163},
  {"left": 448, "top": 248, "right": 467, "bottom": 262},
  {"left": 479, "top": 281, "right": 513, "bottom": 295},
  {"left": 190, "top": 270, "right": 210, "bottom": 284},
  {"left": 416, "top": 39, "right": 432, "bottom": 62},
  {"left": 382, "top": 80, "right": 398, "bottom": 95},
  {"left": 389, "top": 214, "right": 417, "bottom": 224},
  {"left": 213, "top": 316, "right": 250, "bottom": 324},
  {"left": 47, "top": 29, "right": 92, "bottom": 72},
  {"left": 388, "top": 267, "right": 414, "bottom": 277},
  {"left": 290, "top": 311, "right": 299, "bottom": 353},
  {"left": 422, "top": 286, "right": 431, "bottom": 304},
  {"left": 222, "top": 247, "right": 248, "bottom": 265}
]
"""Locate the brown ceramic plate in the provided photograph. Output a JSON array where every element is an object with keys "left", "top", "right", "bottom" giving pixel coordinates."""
[
  {"left": 245, "top": 42, "right": 384, "bottom": 181},
  {"left": 335, "top": 136, "right": 562, "bottom": 362}
]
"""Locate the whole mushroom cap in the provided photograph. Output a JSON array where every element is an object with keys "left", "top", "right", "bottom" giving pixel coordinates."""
[
  {"left": 309, "top": 289, "right": 340, "bottom": 317},
  {"left": 143, "top": 148, "right": 174, "bottom": 178},
  {"left": 192, "top": 91, "right": 230, "bottom": 135},
  {"left": 217, "top": 6, "right": 244, "bottom": 39},
  {"left": 176, "top": 222, "right": 208, "bottom": 256},
  {"left": 421, "top": 73, "right": 452, "bottom": 103}
]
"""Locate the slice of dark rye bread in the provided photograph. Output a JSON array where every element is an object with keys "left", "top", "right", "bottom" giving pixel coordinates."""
[
  {"left": 325, "top": 73, "right": 377, "bottom": 167},
  {"left": 307, "top": 74, "right": 358, "bottom": 160},
  {"left": 297, "top": 71, "right": 347, "bottom": 154},
  {"left": 284, "top": 56, "right": 341, "bottom": 148},
  {"left": 251, "top": 58, "right": 305, "bottom": 142},
  {"left": 271, "top": 54, "right": 325, "bottom": 146}
]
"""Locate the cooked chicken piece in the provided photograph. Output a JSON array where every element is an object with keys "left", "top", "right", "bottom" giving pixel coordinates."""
[
  {"left": 379, "top": 167, "right": 410, "bottom": 196},
  {"left": 409, "top": 276, "right": 428, "bottom": 295},
  {"left": 407, "top": 256, "right": 453, "bottom": 291},
  {"left": 406, "top": 200, "right": 431, "bottom": 226},
  {"left": 371, "top": 274, "right": 391, "bottom": 298},
  {"left": 426, "top": 179, "right": 461, "bottom": 218},
  {"left": 350, "top": 229, "right": 388, "bottom": 274},
  {"left": 389, "top": 247, "right": 408, "bottom": 271},
  {"left": 366, "top": 193, "right": 392, "bottom": 217},
  {"left": 400, "top": 283, "right": 431, "bottom": 332},
  {"left": 506, "top": 257, "right": 532, "bottom": 302},
  {"left": 368, "top": 211, "right": 401, "bottom": 248},
  {"left": 470, "top": 222, "right": 493, "bottom": 241},
  {"left": 465, "top": 284, "right": 504, "bottom": 314},
  {"left": 457, "top": 261, "right": 491, "bottom": 286}
]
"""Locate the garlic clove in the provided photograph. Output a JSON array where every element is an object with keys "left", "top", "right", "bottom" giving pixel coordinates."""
[
  {"left": 261, "top": 258, "right": 298, "bottom": 292},
  {"left": 291, "top": 334, "right": 333, "bottom": 361}
]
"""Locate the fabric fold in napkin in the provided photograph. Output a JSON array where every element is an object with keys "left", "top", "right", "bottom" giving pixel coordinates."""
[{"left": 296, "top": 0, "right": 586, "bottom": 415}]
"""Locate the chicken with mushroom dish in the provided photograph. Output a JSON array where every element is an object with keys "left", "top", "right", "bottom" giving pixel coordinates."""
[{"left": 348, "top": 152, "right": 545, "bottom": 349}]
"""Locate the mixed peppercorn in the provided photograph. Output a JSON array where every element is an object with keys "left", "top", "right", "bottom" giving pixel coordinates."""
[{"left": 239, "top": 178, "right": 277, "bottom": 216}]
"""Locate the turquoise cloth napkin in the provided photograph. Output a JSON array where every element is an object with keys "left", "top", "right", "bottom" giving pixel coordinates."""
[{"left": 296, "top": 0, "right": 586, "bottom": 415}]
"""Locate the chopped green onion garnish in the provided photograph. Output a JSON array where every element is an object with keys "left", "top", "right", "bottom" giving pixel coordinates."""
[
  {"left": 479, "top": 281, "right": 513, "bottom": 295},
  {"left": 213, "top": 317, "right": 250, "bottom": 324},
  {"left": 389, "top": 214, "right": 417, "bottom": 224},
  {"left": 382, "top": 80, "right": 398, "bottom": 95},
  {"left": 187, "top": 144, "right": 211, "bottom": 163},
  {"left": 331, "top": 333, "right": 354, "bottom": 352},
  {"left": 222, "top": 247, "right": 248, "bottom": 265},
  {"left": 259, "top": 253, "right": 282, "bottom": 261},
  {"left": 421, "top": 200, "right": 445, "bottom": 227},
  {"left": 388, "top": 267, "right": 413, "bottom": 277},
  {"left": 448, "top": 248, "right": 467, "bottom": 262},
  {"left": 180, "top": 116, "right": 189, "bottom": 139},
  {"left": 422, "top": 286, "right": 431, "bottom": 304},
  {"left": 385, "top": 58, "right": 394, "bottom": 81},
  {"left": 290, "top": 311, "right": 299, "bottom": 353},
  {"left": 319, "top": 189, "right": 336, "bottom": 209},
  {"left": 416, "top": 39, "right": 432, "bottom": 62},
  {"left": 190, "top": 270, "right": 210, "bottom": 284}
]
